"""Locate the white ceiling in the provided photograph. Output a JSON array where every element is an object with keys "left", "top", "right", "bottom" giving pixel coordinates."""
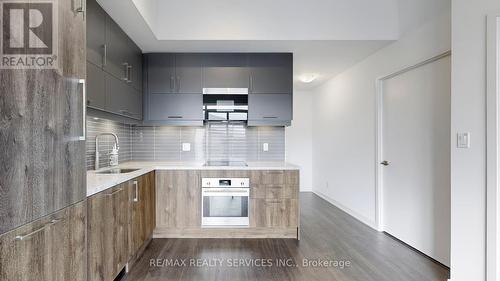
[{"left": 97, "top": 0, "right": 450, "bottom": 89}]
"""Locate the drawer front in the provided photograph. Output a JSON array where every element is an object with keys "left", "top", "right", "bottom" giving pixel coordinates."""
[
  {"left": 250, "top": 185, "right": 266, "bottom": 199},
  {"left": 265, "top": 199, "right": 298, "bottom": 228}
]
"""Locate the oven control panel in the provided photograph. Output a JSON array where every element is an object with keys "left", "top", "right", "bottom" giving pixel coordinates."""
[{"left": 202, "top": 178, "right": 250, "bottom": 188}]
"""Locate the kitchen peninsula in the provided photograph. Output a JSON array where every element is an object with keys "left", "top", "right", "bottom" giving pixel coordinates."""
[{"left": 87, "top": 162, "right": 300, "bottom": 241}]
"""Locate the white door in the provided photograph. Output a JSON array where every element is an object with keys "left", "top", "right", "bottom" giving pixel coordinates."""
[{"left": 381, "top": 55, "right": 451, "bottom": 266}]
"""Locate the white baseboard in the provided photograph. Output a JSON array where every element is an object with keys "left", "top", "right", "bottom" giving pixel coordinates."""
[
  {"left": 313, "top": 190, "right": 378, "bottom": 230},
  {"left": 300, "top": 187, "right": 313, "bottom": 192}
]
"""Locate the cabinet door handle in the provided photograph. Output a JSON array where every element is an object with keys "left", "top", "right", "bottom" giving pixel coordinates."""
[
  {"left": 265, "top": 170, "right": 284, "bottom": 174},
  {"left": 170, "top": 76, "right": 175, "bottom": 90},
  {"left": 75, "top": 0, "right": 85, "bottom": 15},
  {"left": 105, "top": 187, "right": 123, "bottom": 196},
  {"left": 250, "top": 75, "right": 253, "bottom": 93},
  {"left": 78, "top": 79, "right": 86, "bottom": 141},
  {"left": 263, "top": 116, "right": 278, "bottom": 119},
  {"left": 102, "top": 44, "right": 107, "bottom": 66},
  {"left": 133, "top": 181, "right": 139, "bottom": 202},
  {"left": 119, "top": 109, "right": 131, "bottom": 116},
  {"left": 168, "top": 116, "right": 183, "bottom": 119},
  {"left": 122, "top": 63, "right": 129, "bottom": 81},
  {"left": 176, "top": 76, "right": 181, "bottom": 92},
  {"left": 15, "top": 219, "right": 62, "bottom": 241}
]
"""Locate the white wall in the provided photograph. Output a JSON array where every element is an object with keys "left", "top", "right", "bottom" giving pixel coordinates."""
[
  {"left": 286, "top": 90, "right": 313, "bottom": 191},
  {"left": 310, "top": 10, "right": 451, "bottom": 227},
  {"left": 451, "top": 1, "right": 500, "bottom": 280}
]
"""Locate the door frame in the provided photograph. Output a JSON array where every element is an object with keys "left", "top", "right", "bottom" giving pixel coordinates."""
[
  {"left": 487, "top": 13, "right": 500, "bottom": 281},
  {"left": 374, "top": 51, "right": 452, "bottom": 232}
]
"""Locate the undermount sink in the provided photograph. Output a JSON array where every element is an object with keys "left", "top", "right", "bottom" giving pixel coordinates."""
[{"left": 96, "top": 168, "right": 140, "bottom": 174}]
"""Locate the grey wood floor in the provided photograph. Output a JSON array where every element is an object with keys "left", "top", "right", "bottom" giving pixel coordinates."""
[{"left": 123, "top": 193, "right": 449, "bottom": 281}]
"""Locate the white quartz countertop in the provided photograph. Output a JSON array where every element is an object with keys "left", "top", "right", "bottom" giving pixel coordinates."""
[{"left": 87, "top": 161, "right": 300, "bottom": 197}]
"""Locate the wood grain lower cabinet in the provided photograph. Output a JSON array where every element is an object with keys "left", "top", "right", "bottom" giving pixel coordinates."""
[
  {"left": 129, "top": 172, "right": 155, "bottom": 257},
  {"left": 156, "top": 170, "right": 201, "bottom": 229},
  {"left": 88, "top": 183, "right": 129, "bottom": 281},
  {"left": 250, "top": 170, "right": 299, "bottom": 229},
  {"left": 0, "top": 201, "right": 86, "bottom": 281}
]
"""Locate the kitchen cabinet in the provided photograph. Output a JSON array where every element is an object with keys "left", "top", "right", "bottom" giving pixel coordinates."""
[
  {"left": 147, "top": 93, "right": 203, "bottom": 123},
  {"left": 202, "top": 53, "right": 249, "bottom": 89},
  {"left": 248, "top": 53, "right": 293, "bottom": 94},
  {"left": 248, "top": 93, "right": 292, "bottom": 126},
  {"left": 86, "top": 0, "right": 143, "bottom": 121},
  {"left": 128, "top": 172, "right": 156, "bottom": 257},
  {"left": 0, "top": 0, "right": 86, "bottom": 234},
  {"left": 143, "top": 52, "right": 294, "bottom": 126},
  {"left": 88, "top": 183, "right": 129, "bottom": 281},
  {"left": 145, "top": 53, "right": 202, "bottom": 94},
  {"left": 175, "top": 53, "right": 203, "bottom": 93},
  {"left": 87, "top": 61, "right": 106, "bottom": 109},
  {"left": 250, "top": 170, "right": 299, "bottom": 228},
  {"left": 0, "top": 201, "right": 86, "bottom": 281},
  {"left": 146, "top": 53, "right": 176, "bottom": 94},
  {"left": 104, "top": 17, "right": 131, "bottom": 81},
  {"left": 106, "top": 73, "right": 143, "bottom": 120},
  {"left": 128, "top": 40, "right": 143, "bottom": 91},
  {"left": 156, "top": 170, "right": 201, "bottom": 229},
  {"left": 86, "top": 0, "right": 106, "bottom": 68},
  {"left": 144, "top": 53, "right": 204, "bottom": 125}
]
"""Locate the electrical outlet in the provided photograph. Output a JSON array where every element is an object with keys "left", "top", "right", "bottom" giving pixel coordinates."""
[
  {"left": 263, "top": 143, "right": 269, "bottom": 152},
  {"left": 182, "top": 143, "right": 191, "bottom": 152}
]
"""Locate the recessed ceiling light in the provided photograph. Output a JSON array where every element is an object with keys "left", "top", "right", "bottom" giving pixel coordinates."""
[
  {"left": 93, "top": 117, "right": 100, "bottom": 120},
  {"left": 299, "top": 74, "right": 318, "bottom": 83}
]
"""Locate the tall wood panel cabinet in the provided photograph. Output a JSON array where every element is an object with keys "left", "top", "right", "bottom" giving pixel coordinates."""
[
  {"left": 0, "top": 201, "right": 87, "bottom": 281},
  {"left": 0, "top": 0, "right": 86, "bottom": 235}
]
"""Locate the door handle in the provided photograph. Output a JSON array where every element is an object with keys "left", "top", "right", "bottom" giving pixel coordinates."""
[
  {"left": 105, "top": 187, "right": 123, "bottom": 197},
  {"left": 78, "top": 79, "right": 86, "bottom": 141},
  {"left": 133, "top": 181, "right": 139, "bottom": 202},
  {"left": 176, "top": 76, "right": 181, "bottom": 92},
  {"left": 75, "top": 0, "right": 85, "bottom": 16},
  {"left": 380, "top": 160, "right": 390, "bottom": 166},
  {"left": 122, "top": 63, "right": 129, "bottom": 81},
  {"left": 15, "top": 219, "right": 62, "bottom": 241}
]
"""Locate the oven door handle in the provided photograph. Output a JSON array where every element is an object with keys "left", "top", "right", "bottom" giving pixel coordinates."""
[{"left": 202, "top": 188, "right": 249, "bottom": 196}]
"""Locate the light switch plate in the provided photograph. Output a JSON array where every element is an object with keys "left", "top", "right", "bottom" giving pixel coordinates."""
[
  {"left": 182, "top": 143, "right": 191, "bottom": 152},
  {"left": 457, "top": 133, "right": 470, "bottom": 148},
  {"left": 263, "top": 143, "right": 269, "bottom": 152}
]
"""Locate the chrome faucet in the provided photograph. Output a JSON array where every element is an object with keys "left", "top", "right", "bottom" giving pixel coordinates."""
[{"left": 95, "top": 133, "right": 120, "bottom": 170}]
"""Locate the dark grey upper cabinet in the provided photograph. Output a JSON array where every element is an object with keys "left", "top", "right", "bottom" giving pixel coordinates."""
[
  {"left": 248, "top": 94, "right": 292, "bottom": 126},
  {"left": 146, "top": 53, "right": 175, "bottom": 94},
  {"left": 175, "top": 54, "right": 203, "bottom": 94},
  {"left": 86, "top": 0, "right": 143, "bottom": 121},
  {"left": 87, "top": 62, "right": 106, "bottom": 109},
  {"left": 128, "top": 41, "right": 143, "bottom": 91},
  {"left": 148, "top": 94, "right": 203, "bottom": 124},
  {"left": 248, "top": 53, "right": 293, "bottom": 94},
  {"left": 202, "top": 53, "right": 249, "bottom": 89},
  {"left": 86, "top": 0, "right": 106, "bottom": 68},
  {"left": 104, "top": 17, "right": 130, "bottom": 81},
  {"left": 106, "top": 74, "right": 142, "bottom": 120}
]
